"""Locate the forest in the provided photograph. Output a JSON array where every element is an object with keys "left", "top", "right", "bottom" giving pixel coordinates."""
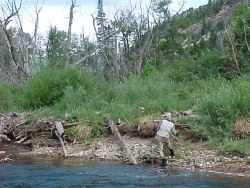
[{"left": 0, "top": 0, "right": 250, "bottom": 156}]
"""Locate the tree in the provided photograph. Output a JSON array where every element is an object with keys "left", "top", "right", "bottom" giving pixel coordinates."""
[
  {"left": 96, "top": 0, "right": 108, "bottom": 43},
  {"left": 152, "top": 0, "right": 171, "bottom": 25},
  {"left": 232, "top": 2, "right": 250, "bottom": 54},
  {"left": 209, "top": 29, "right": 217, "bottom": 49},
  {"left": 0, "top": 0, "right": 30, "bottom": 83},
  {"left": 46, "top": 26, "right": 67, "bottom": 66},
  {"left": 93, "top": 0, "right": 121, "bottom": 81}
]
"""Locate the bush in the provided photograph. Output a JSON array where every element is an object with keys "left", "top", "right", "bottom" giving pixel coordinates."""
[
  {"left": 0, "top": 81, "right": 15, "bottom": 112},
  {"left": 166, "top": 50, "right": 228, "bottom": 82},
  {"left": 141, "top": 59, "right": 155, "bottom": 79},
  {"left": 195, "top": 77, "right": 250, "bottom": 139},
  {"left": 19, "top": 67, "right": 99, "bottom": 109}
]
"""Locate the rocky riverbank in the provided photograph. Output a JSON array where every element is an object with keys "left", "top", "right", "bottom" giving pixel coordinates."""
[
  {"left": 1, "top": 112, "right": 250, "bottom": 177},
  {"left": 11, "top": 135, "right": 250, "bottom": 177}
]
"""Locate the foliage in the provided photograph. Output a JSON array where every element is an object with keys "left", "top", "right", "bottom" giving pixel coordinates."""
[
  {"left": 46, "top": 26, "right": 67, "bottom": 66},
  {"left": 232, "top": 2, "right": 250, "bottom": 55},
  {"left": 19, "top": 67, "right": 99, "bottom": 109},
  {"left": 157, "top": 18, "right": 185, "bottom": 62},
  {"left": 195, "top": 76, "right": 250, "bottom": 139},
  {"left": 223, "top": 138, "right": 249, "bottom": 157},
  {"left": 164, "top": 50, "right": 226, "bottom": 82},
  {"left": 153, "top": 0, "right": 171, "bottom": 23},
  {"left": 66, "top": 126, "right": 77, "bottom": 137},
  {"left": 141, "top": 59, "right": 155, "bottom": 79},
  {"left": 0, "top": 81, "right": 15, "bottom": 112},
  {"left": 91, "top": 124, "right": 102, "bottom": 138}
]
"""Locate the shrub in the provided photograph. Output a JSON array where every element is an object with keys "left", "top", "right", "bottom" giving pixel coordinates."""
[
  {"left": 141, "top": 59, "right": 155, "bottom": 79},
  {"left": 0, "top": 81, "right": 15, "bottom": 112},
  {"left": 223, "top": 138, "right": 249, "bottom": 157},
  {"left": 195, "top": 77, "right": 250, "bottom": 139},
  {"left": 54, "top": 86, "right": 88, "bottom": 111},
  {"left": 19, "top": 67, "right": 99, "bottom": 109},
  {"left": 165, "top": 50, "right": 225, "bottom": 82}
]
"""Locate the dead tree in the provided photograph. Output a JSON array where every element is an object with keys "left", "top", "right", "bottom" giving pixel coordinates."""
[
  {"left": 0, "top": 0, "right": 29, "bottom": 82},
  {"left": 66, "top": 0, "right": 77, "bottom": 65},
  {"left": 29, "top": 0, "right": 44, "bottom": 67},
  {"left": 54, "top": 121, "right": 67, "bottom": 158},
  {"left": 225, "top": 26, "right": 241, "bottom": 75},
  {"left": 106, "top": 114, "right": 137, "bottom": 165}
]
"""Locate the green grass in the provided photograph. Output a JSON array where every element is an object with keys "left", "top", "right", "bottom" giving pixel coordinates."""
[{"left": 223, "top": 138, "right": 249, "bottom": 157}]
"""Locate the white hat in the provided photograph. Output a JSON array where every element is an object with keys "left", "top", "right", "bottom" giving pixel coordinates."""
[{"left": 162, "top": 112, "right": 171, "bottom": 120}]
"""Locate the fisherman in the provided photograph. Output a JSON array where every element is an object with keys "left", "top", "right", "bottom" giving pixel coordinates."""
[{"left": 155, "top": 112, "right": 176, "bottom": 165}]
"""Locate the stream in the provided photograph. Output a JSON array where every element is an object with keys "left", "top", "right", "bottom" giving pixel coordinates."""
[{"left": 1, "top": 156, "right": 250, "bottom": 188}]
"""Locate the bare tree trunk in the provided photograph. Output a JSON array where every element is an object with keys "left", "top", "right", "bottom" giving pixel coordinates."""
[
  {"left": 66, "top": 0, "right": 76, "bottom": 65},
  {"left": 33, "top": 0, "right": 44, "bottom": 45},
  {"left": 106, "top": 114, "right": 137, "bottom": 165},
  {"left": 136, "top": 29, "right": 155, "bottom": 75},
  {"left": 29, "top": 0, "right": 44, "bottom": 70},
  {"left": 225, "top": 27, "right": 241, "bottom": 75},
  {"left": 243, "top": 19, "right": 250, "bottom": 53}
]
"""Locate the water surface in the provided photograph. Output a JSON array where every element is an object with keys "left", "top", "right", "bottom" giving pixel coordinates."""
[{"left": 1, "top": 156, "right": 250, "bottom": 188}]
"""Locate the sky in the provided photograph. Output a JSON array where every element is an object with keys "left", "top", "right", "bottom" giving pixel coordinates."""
[{"left": 19, "top": 0, "right": 209, "bottom": 40}]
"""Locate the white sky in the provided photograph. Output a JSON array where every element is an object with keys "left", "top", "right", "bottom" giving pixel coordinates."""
[{"left": 19, "top": 0, "right": 209, "bottom": 40}]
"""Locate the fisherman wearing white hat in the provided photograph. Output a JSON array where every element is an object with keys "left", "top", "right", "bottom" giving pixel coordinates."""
[{"left": 155, "top": 112, "right": 176, "bottom": 165}]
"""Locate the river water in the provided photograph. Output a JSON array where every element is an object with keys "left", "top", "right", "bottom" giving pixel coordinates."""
[{"left": 1, "top": 156, "right": 250, "bottom": 188}]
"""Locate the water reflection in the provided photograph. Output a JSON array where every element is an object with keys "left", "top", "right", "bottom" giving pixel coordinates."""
[{"left": 0, "top": 157, "right": 250, "bottom": 188}]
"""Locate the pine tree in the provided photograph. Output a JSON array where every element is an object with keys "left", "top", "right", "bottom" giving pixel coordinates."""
[{"left": 96, "top": 0, "right": 107, "bottom": 44}]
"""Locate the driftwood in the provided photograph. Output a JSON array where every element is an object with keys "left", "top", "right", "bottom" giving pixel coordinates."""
[
  {"left": 0, "top": 134, "right": 10, "bottom": 142},
  {"left": 54, "top": 121, "right": 67, "bottom": 158},
  {"left": 106, "top": 114, "right": 137, "bottom": 165},
  {"left": 0, "top": 154, "right": 14, "bottom": 163}
]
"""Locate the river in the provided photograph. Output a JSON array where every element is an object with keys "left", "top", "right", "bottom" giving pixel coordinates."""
[{"left": 1, "top": 156, "right": 250, "bottom": 188}]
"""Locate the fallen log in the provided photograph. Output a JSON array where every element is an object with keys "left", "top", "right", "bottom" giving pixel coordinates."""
[{"left": 106, "top": 114, "right": 137, "bottom": 165}]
